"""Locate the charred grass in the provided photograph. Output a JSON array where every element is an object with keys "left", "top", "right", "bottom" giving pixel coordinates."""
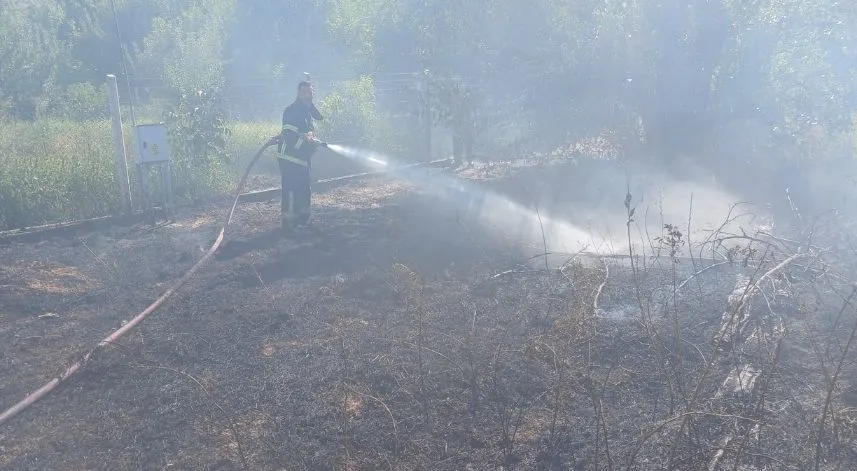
[{"left": 3, "top": 168, "right": 857, "bottom": 470}]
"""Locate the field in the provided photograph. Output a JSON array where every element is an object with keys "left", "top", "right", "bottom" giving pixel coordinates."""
[
  {"left": 0, "top": 119, "right": 376, "bottom": 230},
  {"left": 3, "top": 149, "right": 857, "bottom": 470}
]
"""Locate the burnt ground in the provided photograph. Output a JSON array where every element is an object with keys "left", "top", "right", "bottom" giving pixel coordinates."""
[{"left": 2, "top": 159, "right": 857, "bottom": 470}]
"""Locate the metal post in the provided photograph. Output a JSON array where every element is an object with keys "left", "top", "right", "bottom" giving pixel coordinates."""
[{"left": 107, "top": 74, "right": 132, "bottom": 214}]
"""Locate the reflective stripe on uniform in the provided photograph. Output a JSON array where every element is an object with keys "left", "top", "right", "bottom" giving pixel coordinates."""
[
  {"left": 280, "top": 123, "right": 307, "bottom": 154},
  {"left": 277, "top": 154, "right": 308, "bottom": 166}
]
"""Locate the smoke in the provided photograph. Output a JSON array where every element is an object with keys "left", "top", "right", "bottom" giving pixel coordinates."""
[
  {"left": 327, "top": 144, "right": 771, "bottom": 261},
  {"left": 328, "top": 144, "right": 625, "bottom": 255}
]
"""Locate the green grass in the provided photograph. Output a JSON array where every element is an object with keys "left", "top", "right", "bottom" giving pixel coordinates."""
[
  {"left": 225, "top": 121, "right": 283, "bottom": 175},
  {"left": 0, "top": 102, "right": 430, "bottom": 230},
  {"left": 0, "top": 118, "right": 280, "bottom": 230}
]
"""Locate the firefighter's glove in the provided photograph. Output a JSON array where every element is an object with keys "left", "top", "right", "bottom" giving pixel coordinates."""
[{"left": 266, "top": 134, "right": 281, "bottom": 146}]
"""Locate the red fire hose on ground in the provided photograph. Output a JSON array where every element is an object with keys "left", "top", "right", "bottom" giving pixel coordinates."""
[{"left": 0, "top": 138, "right": 279, "bottom": 427}]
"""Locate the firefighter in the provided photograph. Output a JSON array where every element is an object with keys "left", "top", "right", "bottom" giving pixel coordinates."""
[{"left": 272, "top": 80, "right": 327, "bottom": 232}]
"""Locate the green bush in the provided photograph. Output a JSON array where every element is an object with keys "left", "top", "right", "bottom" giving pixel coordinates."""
[
  {"left": 317, "top": 76, "right": 380, "bottom": 144},
  {"left": 162, "top": 88, "right": 235, "bottom": 202},
  {"left": 316, "top": 75, "right": 414, "bottom": 158},
  {"left": 36, "top": 82, "right": 110, "bottom": 121}
]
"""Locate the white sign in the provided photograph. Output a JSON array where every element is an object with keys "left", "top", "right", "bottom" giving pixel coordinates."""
[{"left": 136, "top": 124, "right": 172, "bottom": 163}]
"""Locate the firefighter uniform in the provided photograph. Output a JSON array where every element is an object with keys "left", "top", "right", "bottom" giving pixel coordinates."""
[{"left": 277, "top": 98, "right": 324, "bottom": 229}]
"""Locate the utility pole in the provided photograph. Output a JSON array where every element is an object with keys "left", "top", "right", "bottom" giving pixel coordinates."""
[{"left": 107, "top": 74, "right": 132, "bottom": 214}]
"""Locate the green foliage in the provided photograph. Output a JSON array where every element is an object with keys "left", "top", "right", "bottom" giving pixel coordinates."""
[
  {"left": 316, "top": 76, "right": 400, "bottom": 152},
  {"left": 0, "top": 2, "right": 65, "bottom": 119},
  {"left": 134, "top": 0, "right": 238, "bottom": 202},
  {"left": 37, "top": 82, "right": 110, "bottom": 120},
  {"left": 140, "top": 0, "right": 236, "bottom": 92},
  {"left": 163, "top": 88, "right": 233, "bottom": 201},
  {"left": 326, "top": 0, "right": 390, "bottom": 66}
]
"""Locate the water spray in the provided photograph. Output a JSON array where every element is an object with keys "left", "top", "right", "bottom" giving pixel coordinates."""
[
  {"left": 327, "top": 144, "right": 388, "bottom": 169},
  {"left": 325, "top": 144, "right": 620, "bottom": 258}
]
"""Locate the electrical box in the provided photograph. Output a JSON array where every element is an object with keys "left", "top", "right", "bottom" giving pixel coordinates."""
[{"left": 136, "top": 123, "right": 172, "bottom": 163}]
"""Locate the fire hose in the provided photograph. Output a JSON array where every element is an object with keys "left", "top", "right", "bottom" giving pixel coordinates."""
[{"left": 0, "top": 137, "right": 281, "bottom": 427}]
